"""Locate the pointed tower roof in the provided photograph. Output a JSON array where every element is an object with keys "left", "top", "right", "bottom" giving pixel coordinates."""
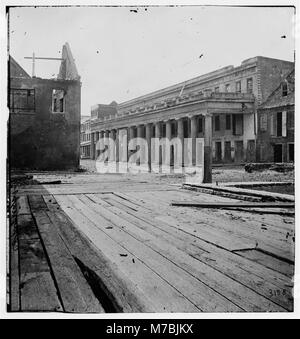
[{"left": 58, "top": 42, "right": 80, "bottom": 81}]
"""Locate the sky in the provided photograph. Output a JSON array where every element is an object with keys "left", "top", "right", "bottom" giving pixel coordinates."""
[{"left": 8, "top": 5, "right": 295, "bottom": 116}]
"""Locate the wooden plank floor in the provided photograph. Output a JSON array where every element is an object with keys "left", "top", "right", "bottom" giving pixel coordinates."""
[{"left": 11, "top": 173, "right": 295, "bottom": 312}]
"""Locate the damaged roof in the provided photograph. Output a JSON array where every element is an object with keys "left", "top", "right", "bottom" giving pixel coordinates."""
[
  {"left": 259, "top": 69, "right": 295, "bottom": 109},
  {"left": 9, "top": 42, "right": 80, "bottom": 81},
  {"left": 57, "top": 42, "right": 80, "bottom": 81},
  {"left": 9, "top": 56, "right": 31, "bottom": 78}
]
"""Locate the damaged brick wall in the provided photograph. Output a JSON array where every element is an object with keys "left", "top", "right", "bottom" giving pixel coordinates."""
[
  {"left": 257, "top": 57, "right": 294, "bottom": 104},
  {"left": 9, "top": 76, "right": 81, "bottom": 170}
]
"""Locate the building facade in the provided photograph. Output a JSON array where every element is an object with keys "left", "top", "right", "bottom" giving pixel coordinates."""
[
  {"left": 89, "top": 56, "right": 294, "bottom": 179},
  {"left": 9, "top": 43, "right": 81, "bottom": 170},
  {"left": 80, "top": 116, "right": 91, "bottom": 158},
  {"left": 257, "top": 70, "right": 295, "bottom": 163}
]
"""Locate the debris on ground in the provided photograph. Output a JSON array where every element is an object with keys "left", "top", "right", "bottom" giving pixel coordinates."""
[{"left": 245, "top": 162, "right": 294, "bottom": 173}]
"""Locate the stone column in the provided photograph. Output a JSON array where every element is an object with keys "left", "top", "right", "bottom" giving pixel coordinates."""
[
  {"left": 190, "top": 116, "right": 197, "bottom": 166},
  {"left": 166, "top": 120, "right": 172, "bottom": 166},
  {"left": 137, "top": 125, "right": 143, "bottom": 165},
  {"left": 128, "top": 126, "right": 136, "bottom": 164},
  {"left": 110, "top": 129, "right": 116, "bottom": 161},
  {"left": 203, "top": 114, "right": 212, "bottom": 183},
  {"left": 94, "top": 131, "right": 99, "bottom": 158},
  {"left": 145, "top": 123, "right": 152, "bottom": 172},
  {"left": 105, "top": 130, "right": 110, "bottom": 163},
  {"left": 177, "top": 118, "right": 184, "bottom": 168},
  {"left": 90, "top": 132, "right": 95, "bottom": 160},
  {"left": 115, "top": 129, "right": 120, "bottom": 172},
  {"left": 155, "top": 122, "right": 162, "bottom": 171},
  {"left": 98, "top": 131, "right": 104, "bottom": 161},
  {"left": 128, "top": 126, "right": 135, "bottom": 143}
]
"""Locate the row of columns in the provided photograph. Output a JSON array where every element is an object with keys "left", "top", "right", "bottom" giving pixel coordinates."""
[{"left": 90, "top": 115, "right": 212, "bottom": 183}]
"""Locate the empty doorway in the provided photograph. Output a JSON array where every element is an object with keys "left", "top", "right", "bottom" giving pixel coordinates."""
[
  {"left": 246, "top": 140, "right": 256, "bottom": 162},
  {"left": 235, "top": 141, "right": 244, "bottom": 163},
  {"left": 274, "top": 144, "right": 283, "bottom": 163},
  {"left": 288, "top": 143, "right": 294, "bottom": 162},
  {"left": 215, "top": 141, "right": 222, "bottom": 163},
  {"left": 224, "top": 141, "right": 232, "bottom": 163}
]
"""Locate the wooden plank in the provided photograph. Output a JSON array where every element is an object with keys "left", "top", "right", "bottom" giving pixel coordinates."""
[
  {"left": 43, "top": 194, "right": 151, "bottom": 313},
  {"left": 164, "top": 213, "right": 295, "bottom": 263},
  {"left": 179, "top": 192, "right": 294, "bottom": 232},
  {"left": 111, "top": 193, "right": 142, "bottom": 211},
  {"left": 16, "top": 183, "right": 171, "bottom": 196},
  {"left": 91, "top": 195, "right": 293, "bottom": 310},
  {"left": 183, "top": 184, "right": 295, "bottom": 202},
  {"left": 17, "top": 214, "right": 40, "bottom": 241},
  {"left": 166, "top": 189, "right": 294, "bottom": 239},
  {"left": 28, "top": 195, "right": 48, "bottom": 211},
  {"left": 20, "top": 272, "right": 63, "bottom": 312},
  {"left": 166, "top": 188, "right": 293, "bottom": 227},
  {"left": 129, "top": 191, "right": 257, "bottom": 251},
  {"left": 87, "top": 194, "right": 208, "bottom": 259},
  {"left": 77, "top": 194, "right": 288, "bottom": 312},
  {"left": 32, "top": 209, "right": 104, "bottom": 313},
  {"left": 37, "top": 180, "right": 62, "bottom": 185},
  {"left": 17, "top": 211, "right": 63, "bottom": 312},
  {"left": 16, "top": 196, "right": 31, "bottom": 215},
  {"left": 170, "top": 192, "right": 295, "bottom": 257},
  {"left": 71, "top": 194, "right": 241, "bottom": 312},
  {"left": 234, "top": 249, "right": 294, "bottom": 278},
  {"left": 171, "top": 201, "right": 295, "bottom": 208},
  {"left": 92, "top": 193, "right": 294, "bottom": 287},
  {"left": 179, "top": 189, "right": 295, "bottom": 231},
  {"left": 70, "top": 195, "right": 247, "bottom": 311},
  {"left": 9, "top": 211, "right": 20, "bottom": 311},
  {"left": 138, "top": 190, "right": 294, "bottom": 263},
  {"left": 123, "top": 189, "right": 294, "bottom": 242},
  {"left": 55, "top": 194, "right": 201, "bottom": 313},
  {"left": 221, "top": 207, "right": 294, "bottom": 217},
  {"left": 116, "top": 192, "right": 293, "bottom": 298}
]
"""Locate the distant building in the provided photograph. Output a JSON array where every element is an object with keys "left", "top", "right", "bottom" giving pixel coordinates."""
[
  {"left": 9, "top": 43, "right": 81, "bottom": 170},
  {"left": 80, "top": 116, "right": 91, "bottom": 158},
  {"left": 91, "top": 102, "right": 118, "bottom": 121},
  {"left": 257, "top": 70, "right": 294, "bottom": 163}
]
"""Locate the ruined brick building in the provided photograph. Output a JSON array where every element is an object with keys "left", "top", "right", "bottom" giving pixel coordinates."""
[
  {"left": 85, "top": 56, "right": 294, "bottom": 172},
  {"left": 9, "top": 43, "right": 81, "bottom": 170}
]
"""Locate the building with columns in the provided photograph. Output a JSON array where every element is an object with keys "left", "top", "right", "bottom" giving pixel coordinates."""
[{"left": 89, "top": 56, "right": 294, "bottom": 180}]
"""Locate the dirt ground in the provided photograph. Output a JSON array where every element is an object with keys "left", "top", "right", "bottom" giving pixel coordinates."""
[
  {"left": 212, "top": 167, "right": 294, "bottom": 184},
  {"left": 80, "top": 159, "right": 294, "bottom": 185}
]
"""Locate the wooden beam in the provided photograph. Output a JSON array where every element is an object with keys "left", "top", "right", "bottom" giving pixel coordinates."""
[
  {"left": 33, "top": 210, "right": 105, "bottom": 313},
  {"left": 171, "top": 201, "right": 295, "bottom": 208},
  {"left": 24, "top": 57, "right": 64, "bottom": 60},
  {"left": 9, "top": 197, "right": 20, "bottom": 311},
  {"left": 17, "top": 212, "right": 63, "bottom": 311},
  {"left": 28, "top": 195, "right": 104, "bottom": 313}
]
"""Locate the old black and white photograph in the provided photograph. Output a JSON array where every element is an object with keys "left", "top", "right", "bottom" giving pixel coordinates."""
[{"left": 1, "top": 0, "right": 299, "bottom": 321}]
